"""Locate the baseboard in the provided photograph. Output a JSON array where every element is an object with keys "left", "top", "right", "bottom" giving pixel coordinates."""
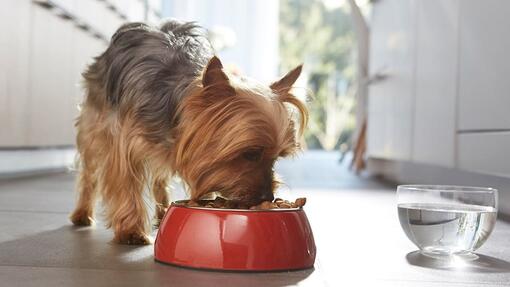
[
  {"left": 367, "top": 157, "right": 510, "bottom": 217},
  {"left": 0, "top": 148, "right": 76, "bottom": 179}
]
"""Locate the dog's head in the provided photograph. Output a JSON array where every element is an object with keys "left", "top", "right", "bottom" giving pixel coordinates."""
[{"left": 174, "top": 56, "right": 307, "bottom": 206}]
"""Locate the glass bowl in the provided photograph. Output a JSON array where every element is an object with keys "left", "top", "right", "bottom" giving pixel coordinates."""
[{"left": 397, "top": 185, "right": 498, "bottom": 258}]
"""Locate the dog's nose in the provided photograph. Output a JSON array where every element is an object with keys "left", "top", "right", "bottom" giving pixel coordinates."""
[{"left": 260, "top": 192, "right": 274, "bottom": 202}]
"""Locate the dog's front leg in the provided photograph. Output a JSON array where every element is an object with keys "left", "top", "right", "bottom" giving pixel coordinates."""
[{"left": 152, "top": 177, "right": 170, "bottom": 227}]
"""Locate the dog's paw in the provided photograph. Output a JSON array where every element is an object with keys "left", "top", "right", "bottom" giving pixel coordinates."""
[
  {"left": 156, "top": 206, "right": 168, "bottom": 220},
  {"left": 70, "top": 210, "right": 94, "bottom": 226},
  {"left": 152, "top": 218, "right": 162, "bottom": 229},
  {"left": 115, "top": 232, "right": 152, "bottom": 245},
  {"left": 152, "top": 206, "right": 168, "bottom": 229}
]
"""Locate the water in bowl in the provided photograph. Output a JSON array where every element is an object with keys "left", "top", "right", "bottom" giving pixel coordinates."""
[{"left": 398, "top": 203, "right": 497, "bottom": 257}]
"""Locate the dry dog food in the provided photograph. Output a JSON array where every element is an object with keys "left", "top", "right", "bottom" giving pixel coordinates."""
[{"left": 182, "top": 197, "right": 307, "bottom": 210}]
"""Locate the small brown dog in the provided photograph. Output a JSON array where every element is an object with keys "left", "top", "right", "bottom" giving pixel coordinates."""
[{"left": 70, "top": 20, "right": 307, "bottom": 245}]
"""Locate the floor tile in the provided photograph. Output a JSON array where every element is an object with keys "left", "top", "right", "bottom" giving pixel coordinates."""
[
  {"left": 0, "top": 265, "right": 325, "bottom": 287},
  {"left": 1, "top": 151, "right": 510, "bottom": 286},
  {"left": 0, "top": 173, "right": 76, "bottom": 213}
]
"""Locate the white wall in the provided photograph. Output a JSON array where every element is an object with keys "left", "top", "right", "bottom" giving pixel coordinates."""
[{"left": 368, "top": 0, "right": 510, "bottom": 178}]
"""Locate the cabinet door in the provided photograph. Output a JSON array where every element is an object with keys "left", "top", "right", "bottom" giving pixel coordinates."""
[
  {"left": 71, "top": 27, "right": 107, "bottom": 138},
  {"left": 412, "top": 0, "right": 458, "bottom": 167},
  {"left": 368, "top": 0, "right": 417, "bottom": 160},
  {"left": 458, "top": 132, "right": 510, "bottom": 177},
  {"left": 0, "top": 1, "right": 9, "bottom": 145},
  {"left": 52, "top": 0, "right": 76, "bottom": 15},
  {"left": 458, "top": 0, "right": 510, "bottom": 131},
  {"left": 0, "top": 0, "right": 31, "bottom": 147},
  {"left": 127, "top": 0, "right": 145, "bottom": 22},
  {"left": 28, "top": 5, "right": 75, "bottom": 146}
]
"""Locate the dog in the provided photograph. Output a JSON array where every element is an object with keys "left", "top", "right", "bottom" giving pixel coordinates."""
[{"left": 70, "top": 20, "right": 307, "bottom": 245}]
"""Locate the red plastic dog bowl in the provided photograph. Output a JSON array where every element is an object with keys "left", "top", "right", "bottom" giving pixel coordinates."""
[{"left": 154, "top": 200, "right": 316, "bottom": 271}]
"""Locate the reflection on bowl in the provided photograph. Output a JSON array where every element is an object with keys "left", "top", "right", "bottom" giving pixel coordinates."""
[{"left": 154, "top": 201, "right": 316, "bottom": 271}]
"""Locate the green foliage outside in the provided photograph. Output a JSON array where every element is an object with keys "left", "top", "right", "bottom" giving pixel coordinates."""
[{"left": 279, "top": 0, "right": 357, "bottom": 150}]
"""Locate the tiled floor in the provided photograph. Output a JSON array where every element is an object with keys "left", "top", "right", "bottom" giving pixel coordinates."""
[{"left": 1, "top": 151, "right": 510, "bottom": 286}]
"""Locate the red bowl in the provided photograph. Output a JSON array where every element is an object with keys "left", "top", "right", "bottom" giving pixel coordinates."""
[{"left": 154, "top": 201, "right": 316, "bottom": 271}]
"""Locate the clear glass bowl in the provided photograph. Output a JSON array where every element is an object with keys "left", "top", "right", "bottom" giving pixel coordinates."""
[{"left": 397, "top": 185, "right": 498, "bottom": 258}]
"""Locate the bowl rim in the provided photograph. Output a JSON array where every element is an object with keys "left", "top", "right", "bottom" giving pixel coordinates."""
[
  {"left": 170, "top": 200, "right": 303, "bottom": 213},
  {"left": 397, "top": 184, "right": 498, "bottom": 194}
]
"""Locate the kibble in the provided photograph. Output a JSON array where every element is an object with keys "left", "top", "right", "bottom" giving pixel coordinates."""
[
  {"left": 187, "top": 200, "right": 200, "bottom": 207},
  {"left": 182, "top": 197, "right": 307, "bottom": 210},
  {"left": 295, "top": 197, "right": 306, "bottom": 207}
]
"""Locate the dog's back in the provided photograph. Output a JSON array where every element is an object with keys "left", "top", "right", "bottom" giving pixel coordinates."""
[{"left": 82, "top": 20, "right": 213, "bottom": 142}]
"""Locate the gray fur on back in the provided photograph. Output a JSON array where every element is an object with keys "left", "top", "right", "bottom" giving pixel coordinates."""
[{"left": 83, "top": 20, "right": 213, "bottom": 143}]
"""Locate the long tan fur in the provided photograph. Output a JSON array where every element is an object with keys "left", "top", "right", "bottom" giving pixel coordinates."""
[{"left": 70, "top": 21, "right": 307, "bottom": 245}]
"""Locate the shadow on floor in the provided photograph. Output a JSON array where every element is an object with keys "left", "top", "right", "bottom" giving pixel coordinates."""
[
  {"left": 406, "top": 251, "right": 510, "bottom": 273},
  {"left": 153, "top": 264, "right": 314, "bottom": 287},
  {"left": 0, "top": 225, "right": 314, "bottom": 287},
  {"left": 276, "top": 151, "right": 396, "bottom": 191}
]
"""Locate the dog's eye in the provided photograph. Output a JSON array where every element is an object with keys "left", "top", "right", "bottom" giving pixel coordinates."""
[{"left": 243, "top": 149, "right": 263, "bottom": 162}]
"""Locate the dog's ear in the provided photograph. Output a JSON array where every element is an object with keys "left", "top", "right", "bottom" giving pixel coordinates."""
[
  {"left": 270, "top": 64, "right": 308, "bottom": 136},
  {"left": 270, "top": 64, "right": 303, "bottom": 94},
  {"left": 202, "top": 56, "right": 235, "bottom": 98}
]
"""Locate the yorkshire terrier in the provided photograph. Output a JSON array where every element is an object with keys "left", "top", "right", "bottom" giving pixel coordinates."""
[{"left": 70, "top": 20, "right": 307, "bottom": 245}]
